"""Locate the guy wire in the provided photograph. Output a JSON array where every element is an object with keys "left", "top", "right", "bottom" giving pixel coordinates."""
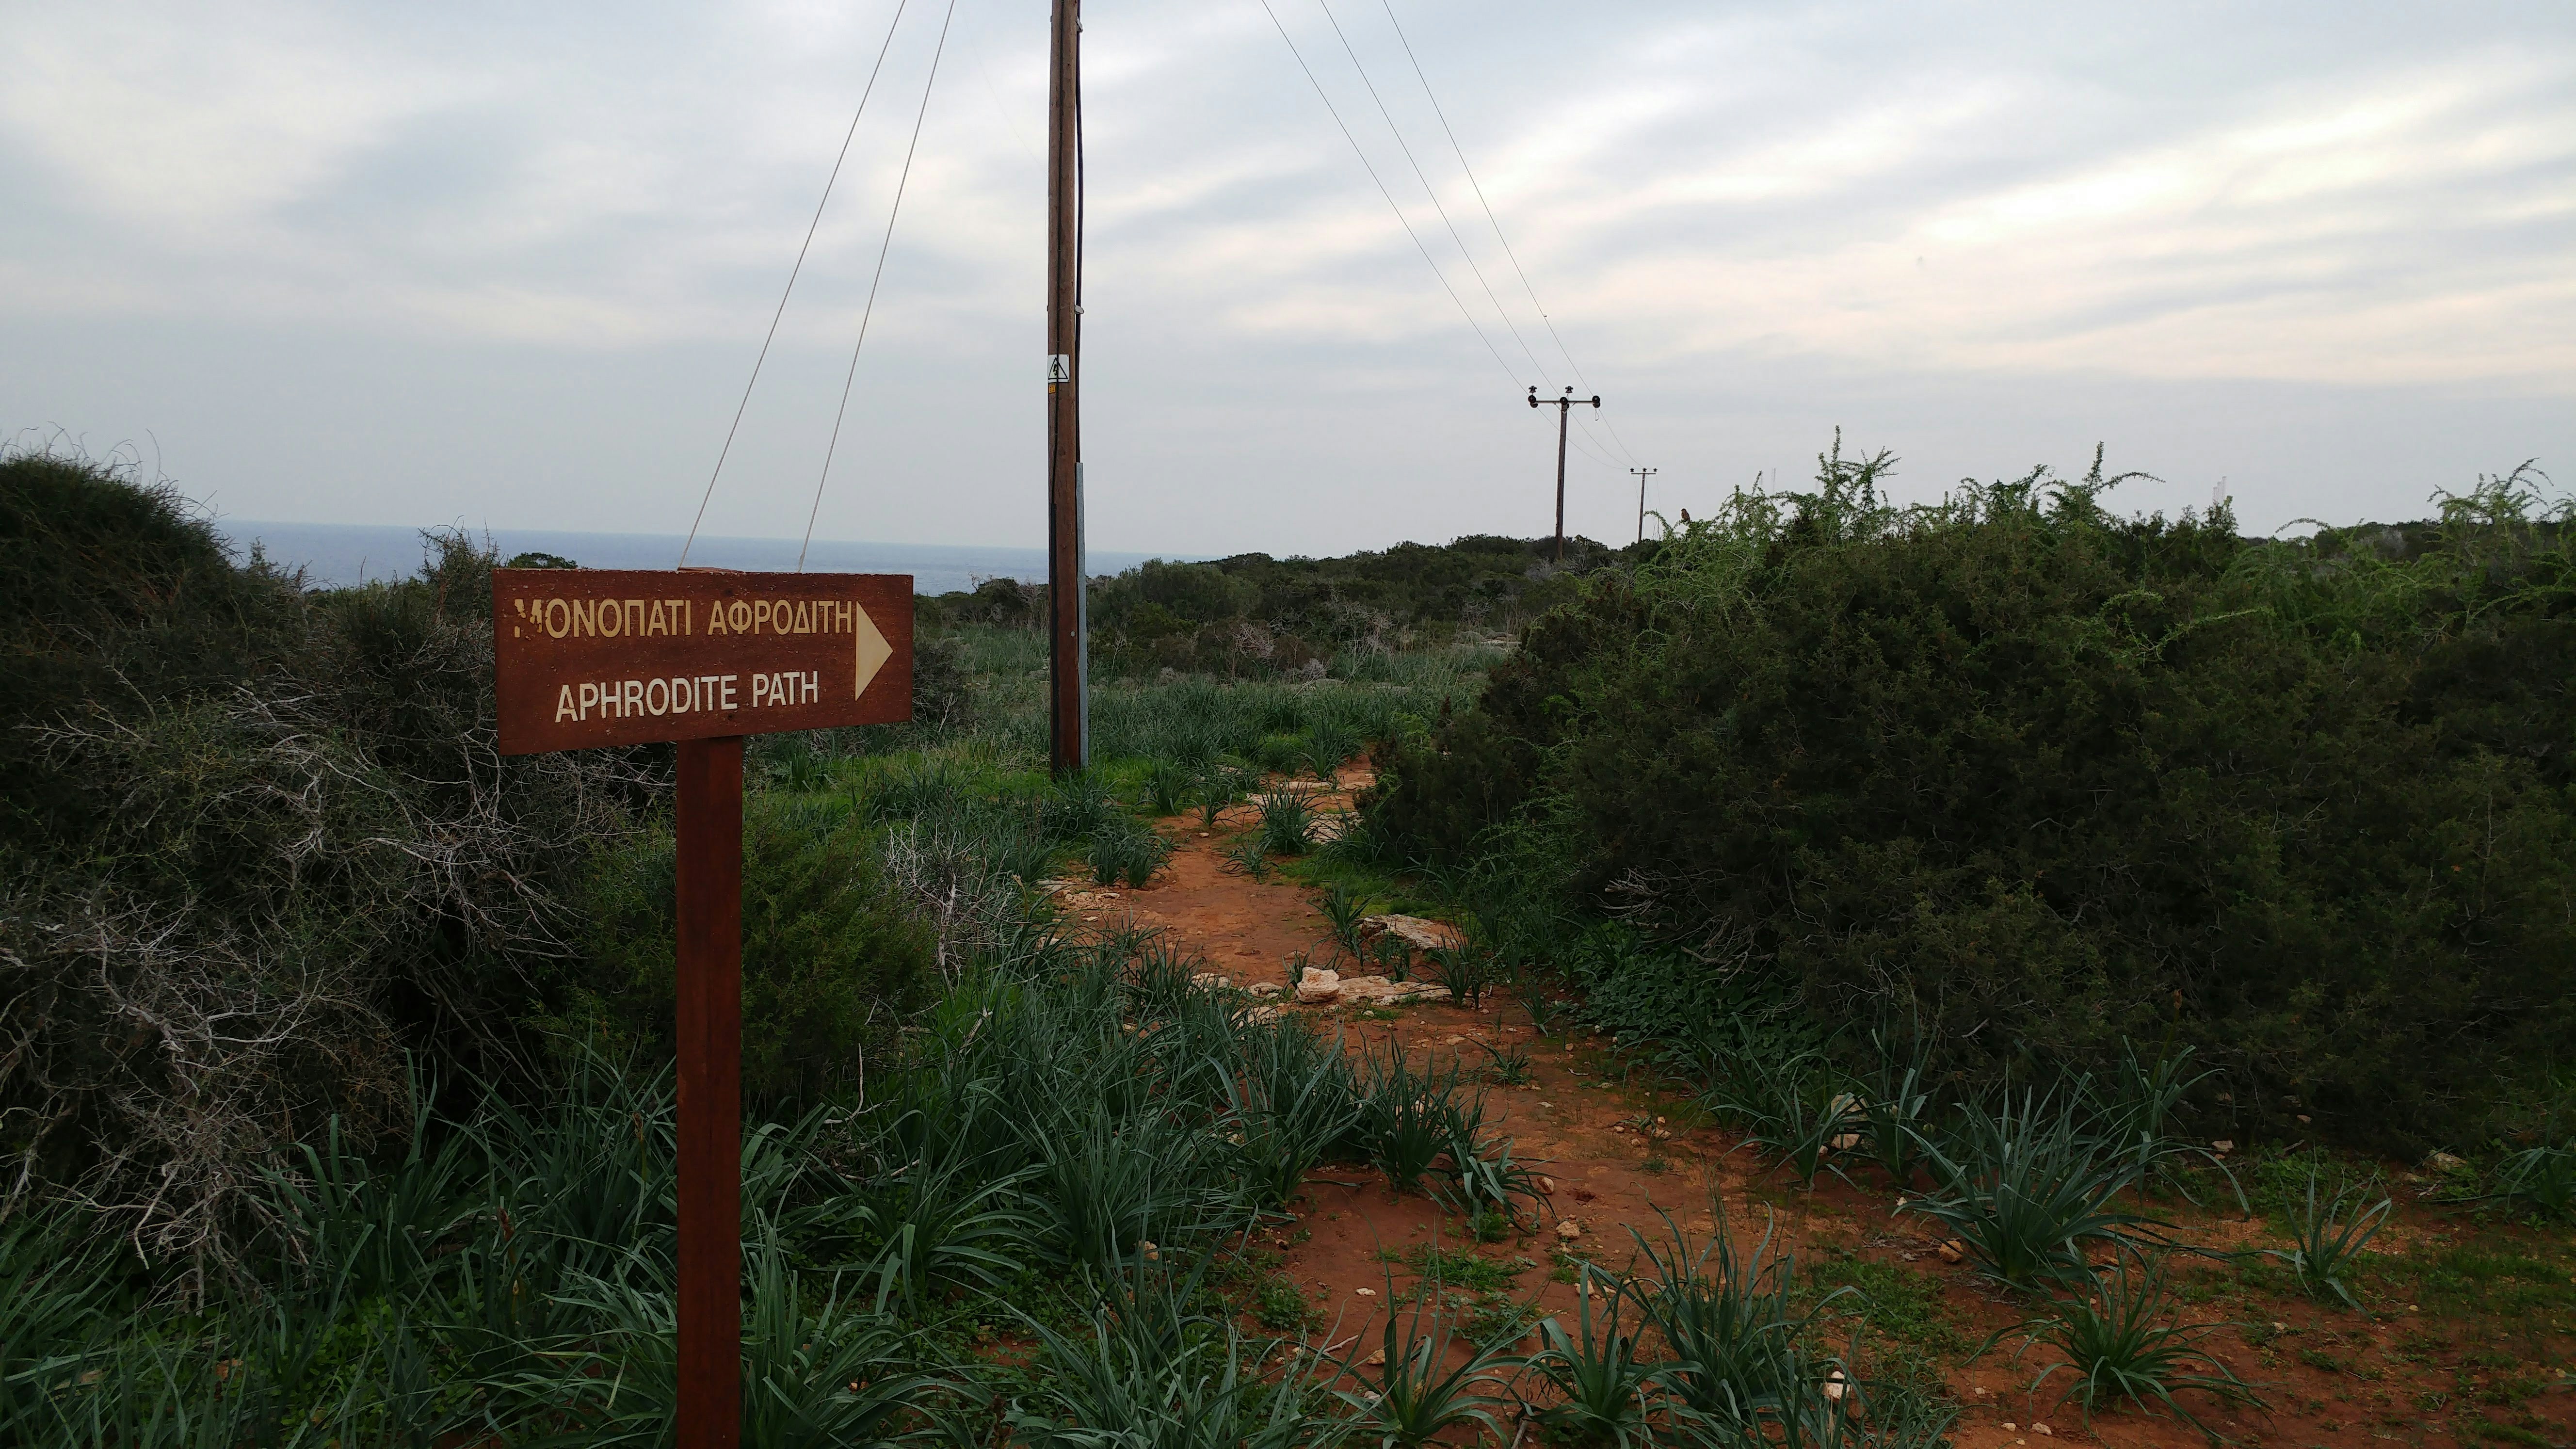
[
  {"left": 800, "top": 0, "right": 961, "bottom": 571},
  {"left": 1315, "top": 0, "right": 1552, "bottom": 389},
  {"left": 1256, "top": 0, "right": 1521, "bottom": 386},
  {"left": 679, "top": 0, "right": 914, "bottom": 567},
  {"left": 1376, "top": 0, "right": 1645, "bottom": 470}
]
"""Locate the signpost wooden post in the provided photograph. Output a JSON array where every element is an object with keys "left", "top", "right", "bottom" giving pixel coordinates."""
[{"left": 493, "top": 567, "right": 912, "bottom": 1449}]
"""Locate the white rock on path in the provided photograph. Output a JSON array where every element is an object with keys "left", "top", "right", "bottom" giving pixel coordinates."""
[
  {"left": 1295, "top": 967, "right": 1343, "bottom": 1004},
  {"left": 1362, "top": 914, "right": 1465, "bottom": 954},
  {"left": 1335, "top": 975, "right": 1452, "bottom": 1006}
]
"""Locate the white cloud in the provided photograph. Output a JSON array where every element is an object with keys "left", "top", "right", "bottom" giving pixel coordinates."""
[{"left": 0, "top": 0, "right": 2569, "bottom": 551}]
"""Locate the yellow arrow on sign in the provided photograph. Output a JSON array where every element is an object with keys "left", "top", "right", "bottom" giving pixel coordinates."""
[{"left": 853, "top": 603, "right": 892, "bottom": 699}]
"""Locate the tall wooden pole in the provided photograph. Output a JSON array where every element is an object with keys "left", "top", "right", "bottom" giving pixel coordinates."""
[
  {"left": 674, "top": 736, "right": 744, "bottom": 1449},
  {"left": 1046, "top": 0, "right": 1086, "bottom": 774},
  {"left": 1528, "top": 387, "right": 1600, "bottom": 564},
  {"left": 1553, "top": 401, "right": 1570, "bottom": 563}
]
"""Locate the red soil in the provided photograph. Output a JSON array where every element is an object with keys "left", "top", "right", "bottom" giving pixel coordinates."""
[{"left": 1060, "top": 773, "right": 2573, "bottom": 1449}]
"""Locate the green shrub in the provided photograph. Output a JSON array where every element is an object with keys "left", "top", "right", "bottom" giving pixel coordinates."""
[
  {"left": 1065, "top": 538, "right": 1621, "bottom": 680},
  {"left": 0, "top": 450, "right": 646, "bottom": 1256},
  {"left": 1373, "top": 443, "right": 2576, "bottom": 1152},
  {"left": 1256, "top": 731, "right": 1305, "bottom": 773},
  {"left": 910, "top": 633, "right": 974, "bottom": 729},
  {"left": 571, "top": 799, "right": 933, "bottom": 1100}
]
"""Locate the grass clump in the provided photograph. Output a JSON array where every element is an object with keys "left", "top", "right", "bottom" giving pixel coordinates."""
[
  {"left": 1354, "top": 1042, "right": 1479, "bottom": 1195},
  {"left": 1226, "top": 1020, "right": 1364, "bottom": 1209},
  {"left": 1476, "top": 1037, "right": 1534, "bottom": 1087},
  {"left": 2491, "top": 1134, "right": 2576, "bottom": 1220},
  {"left": 2269, "top": 1164, "right": 2392, "bottom": 1309},
  {"left": 1338, "top": 1281, "right": 1518, "bottom": 1449},
  {"left": 1907, "top": 1087, "right": 2169, "bottom": 1289},
  {"left": 1086, "top": 821, "right": 1175, "bottom": 887},
  {"left": 1316, "top": 879, "right": 1371, "bottom": 959},
  {"left": 1222, "top": 835, "right": 1271, "bottom": 879},
  {"left": 1998, "top": 1250, "right": 2266, "bottom": 1443},
  {"left": 1710, "top": 1045, "right": 1863, "bottom": 1190},
  {"left": 1254, "top": 789, "right": 1318, "bottom": 855},
  {"left": 1528, "top": 1263, "right": 1658, "bottom": 1449},
  {"left": 1425, "top": 945, "right": 1498, "bottom": 1010}
]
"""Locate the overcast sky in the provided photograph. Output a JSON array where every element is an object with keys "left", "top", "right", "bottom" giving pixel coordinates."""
[{"left": 4, "top": 0, "right": 2570, "bottom": 557}]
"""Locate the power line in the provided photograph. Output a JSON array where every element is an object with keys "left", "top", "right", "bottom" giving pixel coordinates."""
[
  {"left": 1335, "top": 0, "right": 1645, "bottom": 476},
  {"left": 799, "top": 0, "right": 961, "bottom": 571},
  {"left": 1375, "top": 0, "right": 1648, "bottom": 470},
  {"left": 1254, "top": 0, "right": 1521, "bottom": 385},
  {"left": 1264, "top": 0, "right": 1634, "bottom": 532},
  {"left": 1571, "top": 408, "right": 1628, "bottom": 470},
  {"left": 1564, "top": 426, "right": 1619, "bottom": 473},
  {"left": 679, "top": 0, "right": 913, "bottom": 567},
  {"left": 1311, "top": 0, "right": 1551, "bottom": 387}
]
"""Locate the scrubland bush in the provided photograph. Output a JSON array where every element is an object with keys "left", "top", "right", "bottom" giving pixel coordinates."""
[
  {"left": 1374, "top": 441, "right": 2575, "bottom": 1152},
  {"left": 0, "top": 449, "right": 652, "bottom": 1269},
  {"left": 921, "top": 534, "right": 1626, "bottom": 679},
  {"left": 564, "top": 799, "right": 934, "bottom": 1100}
]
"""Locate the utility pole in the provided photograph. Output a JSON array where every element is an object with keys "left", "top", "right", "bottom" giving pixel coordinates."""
[
  {"left": 1528, "top": 386, "right": 1599, "bottom": 563},
  {"left": 1629, "top": 467, "right": 1658, "bottom": 544},
  {"left": 1046, "top": 0, "right": 1085, "bottom": 774}
]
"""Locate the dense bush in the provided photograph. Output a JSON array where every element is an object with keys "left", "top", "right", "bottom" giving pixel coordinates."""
[
  {"left": 568, "top": 799, "right": 935, "bottom": 1100},
  {"left": 917, "top": 534, "right": 1635, "bottom": 679},
  {"left": 1374, "top": 442, "right": 2575, "bottom": 1152},
  {"left": 0, "top": 449, "right": 653, "bottom": 1269}
]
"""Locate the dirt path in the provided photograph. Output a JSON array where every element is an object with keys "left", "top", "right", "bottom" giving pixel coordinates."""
[{"left": 1052, "top": 773, "right": 2572, "bottom": 1449}]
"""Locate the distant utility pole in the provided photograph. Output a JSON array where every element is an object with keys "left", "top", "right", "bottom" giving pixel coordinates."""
[
  {"left": 1528, "top": 386, "right": 1600, "bottom": 563},
  {"left": 1629, "top": 467, "right": 1658, "bottom": 544}
]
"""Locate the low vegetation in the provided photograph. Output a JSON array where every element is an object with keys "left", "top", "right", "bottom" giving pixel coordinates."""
[
  {"left": 1, "top": 451, "right": 654, "bottom": 1278},
  {"left": 5, "top": 437, "right": 2569, "bottom": 1446},
  {"left": 1375, "top": 440, "right": 2575, "bottom": 1155},
  {"left": 919, "top": 532, "right": 1634, "bottom": 677}
]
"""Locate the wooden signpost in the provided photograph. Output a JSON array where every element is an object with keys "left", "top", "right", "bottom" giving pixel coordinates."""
[{"left": 493, "top": 567, "right": 912, "bottom": 1449}]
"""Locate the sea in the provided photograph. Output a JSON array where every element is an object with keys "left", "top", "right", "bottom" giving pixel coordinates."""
[{"left": 215, "top": 520, "right": 1179, "bottom": 596}]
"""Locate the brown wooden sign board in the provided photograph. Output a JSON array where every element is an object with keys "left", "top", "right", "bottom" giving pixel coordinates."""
[
  {"left": 492, "top": 568, "right": 913, "bottom": 755},
  {"left": 490, "top": 566, "right": 910, "bottom": 1449}
]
